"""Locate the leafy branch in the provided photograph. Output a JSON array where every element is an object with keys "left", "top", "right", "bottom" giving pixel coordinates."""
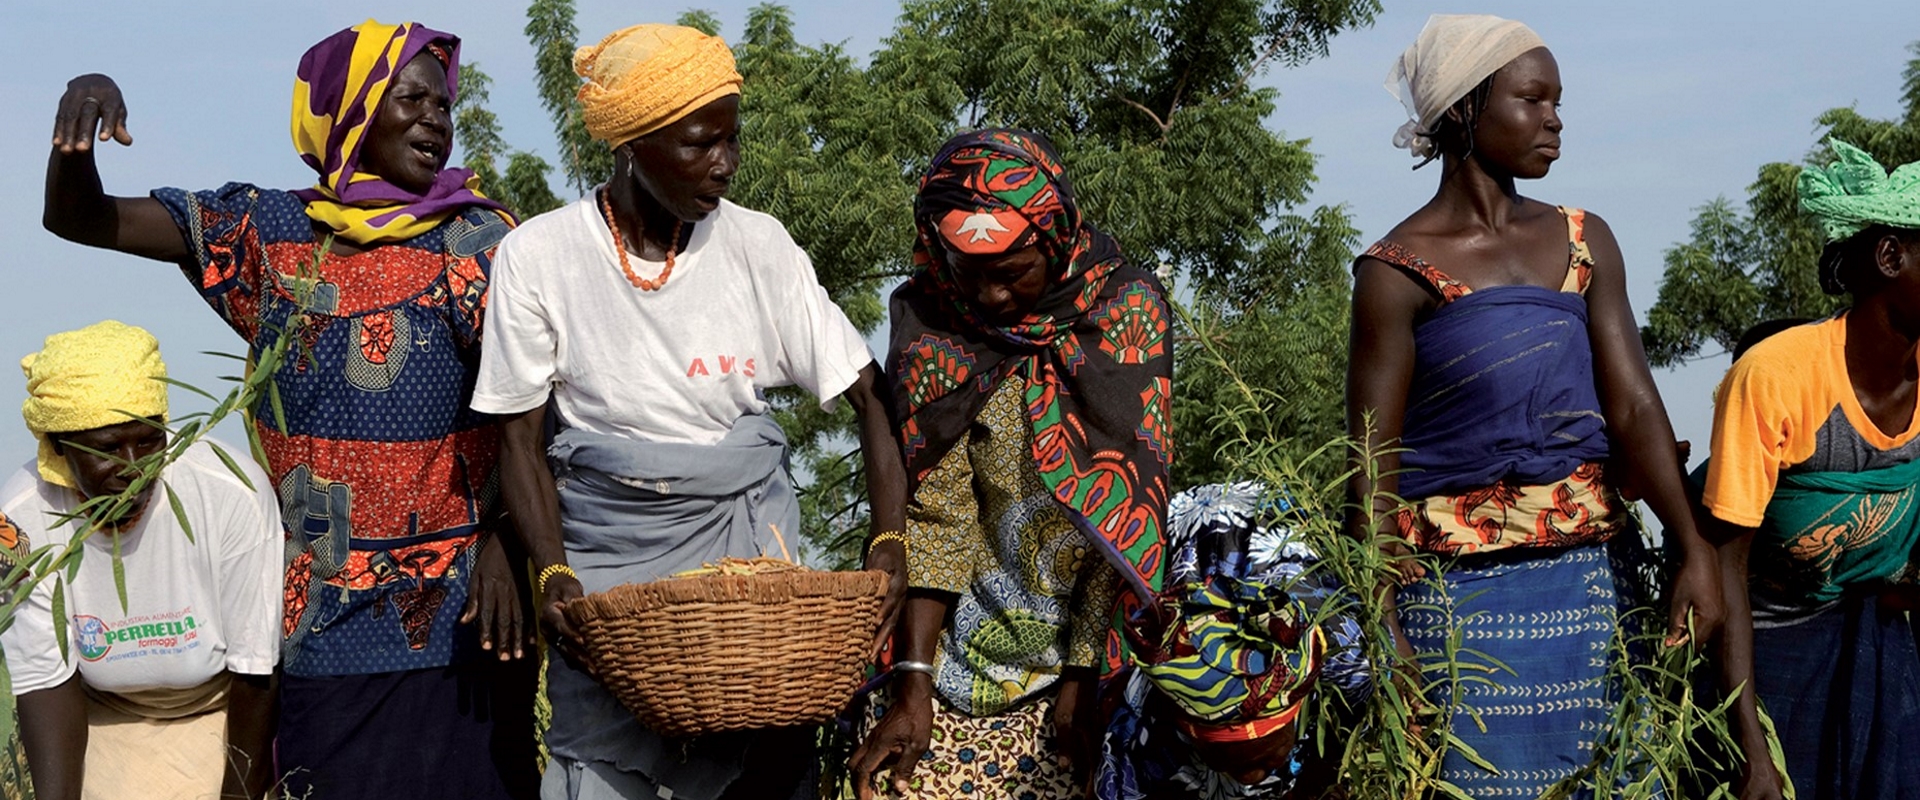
[{"left": 0, "top": 239, "right": 325, "bottom": 662}]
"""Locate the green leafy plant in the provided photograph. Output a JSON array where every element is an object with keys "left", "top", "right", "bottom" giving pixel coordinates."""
[
  {"left": 1179, "top": 300, "right": 1749, "bottom": 799},
  {"left": 1642, "top": 41, "right": 1920, "bottom": 367},
  {"left": 0, "top": 240, "right": 324, "bottom": 662}
]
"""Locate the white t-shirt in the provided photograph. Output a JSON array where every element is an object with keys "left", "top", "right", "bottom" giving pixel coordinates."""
[
  {"left": 471, "top": 194, "right": 875, "bottom": 444},
  {"left": 1, "top": 439, "right": 283, "bottom": 695}
]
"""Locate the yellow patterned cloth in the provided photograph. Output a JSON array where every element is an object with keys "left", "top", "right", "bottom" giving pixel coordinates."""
[
  {"left": 863, "top": 689, "right": 1080, "bottom": 799},
  {"left": 573, "top": 24, "right": 742, "bottom": 147},
  {"left": 906, "top": 377, "right": 1117, "bottom": 716},
  {"left": 1395, "top": 462, "right": 1629, "bottom": 556},
  {"left": 20, "top": 320, "right": 168, "bottom": 490}
]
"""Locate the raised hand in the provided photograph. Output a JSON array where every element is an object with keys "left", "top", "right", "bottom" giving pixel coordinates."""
[{"left": 53, "top": 74, "right": 133, "bottom": 154}]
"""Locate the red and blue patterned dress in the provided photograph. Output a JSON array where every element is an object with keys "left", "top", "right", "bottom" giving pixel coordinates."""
[{"left": 153, "top": 182, "right": 509, "bottom": 678}]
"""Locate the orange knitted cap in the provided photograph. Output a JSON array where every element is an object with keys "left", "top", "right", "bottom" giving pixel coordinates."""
[{"left": 574, "top": 24, "right": 743, "bottom": 147}]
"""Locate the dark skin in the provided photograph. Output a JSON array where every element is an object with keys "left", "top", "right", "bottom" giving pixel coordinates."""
[
  {"left": 602, "top": 94, "right": 742, "bottom": 262},
  {"left": 850, "top": 243, "right": 1102, "bottom": 799},
  {"left": 499, "top": 94, "right": 909, "bottom": 736},
  {"left": 1345, "top": 47, "right": 1723, "bottom": 687},
  {"left": 1711, "top": 233, "right": 1920, "bottom": 800},
  {"left": 42, "top": 55, "right": 526, "bottom": 662},
  {"left": 18, "top": 421, "right": 279, "bottom": 800}
]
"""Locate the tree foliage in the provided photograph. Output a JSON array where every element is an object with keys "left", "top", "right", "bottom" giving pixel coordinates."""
[
  {"left": 509, "top": 0, "right": 1378, "bottom": 564},
  {"left": 1642, "top": 42, "right": 1920, "bottom": 367},
  {"left": 455, "top": 62, "right": 565, "bottom": 219}
]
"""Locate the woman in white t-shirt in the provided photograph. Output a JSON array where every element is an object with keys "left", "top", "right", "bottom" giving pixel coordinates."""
[
  {"left": 4, "top": 321, "right": 283, "bottom": 800},
  {"left": 471, "top": 24, "right": 907, "bottom": 800}
]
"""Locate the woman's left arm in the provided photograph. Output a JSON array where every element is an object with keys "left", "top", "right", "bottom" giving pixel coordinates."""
[
  {"left": 1582, "top": 212, "right": 1725, "bottom": 646},
  {"left": 844, "top": 362, "right": 909, "bottom": 657},
  {"left": 221, "top": 671, "right": 278, "bottom": 799}
]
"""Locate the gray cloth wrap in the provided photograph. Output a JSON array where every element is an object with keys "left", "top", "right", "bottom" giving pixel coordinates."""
[{"left": 541, "top": 414, "right": 800, "bottom": 800}]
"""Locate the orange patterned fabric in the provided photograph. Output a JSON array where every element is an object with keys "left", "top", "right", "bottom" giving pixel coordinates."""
[
  {"left": 1396, "top": 461, "right": 1628, "bottom": 555},
  {"left": 1361, "top": 240, "right": 1471, "bottom": 303},
  {"left": 1363, "top": 206, "right": 1594, "bottom": 302}
]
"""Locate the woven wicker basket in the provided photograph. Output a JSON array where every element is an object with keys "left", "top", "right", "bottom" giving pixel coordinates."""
[{"left": 563, "top": 560, "right": 888, "bottom": 738}]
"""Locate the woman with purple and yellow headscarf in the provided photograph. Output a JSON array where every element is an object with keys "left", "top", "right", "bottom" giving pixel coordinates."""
[
  {"left": 44, "top": 20, "right": 534, "bottom": 800},
  {"left": 850, "top": 129, "right": 1173, "bottom": 800}
]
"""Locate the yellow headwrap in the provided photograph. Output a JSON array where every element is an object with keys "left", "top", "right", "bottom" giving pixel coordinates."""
[
  {"left": 20, "top": 321, "right": 169, "bottom": 489},
  {"left": 574, "top": 24, "right": 743, "bottom": 148}
]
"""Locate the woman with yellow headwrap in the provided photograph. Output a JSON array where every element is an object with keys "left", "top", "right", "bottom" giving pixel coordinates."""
[
  {"left": 1697, "top": 139, "right": 1920, "bottom": 799},
  {"left": 472, "top": 22, "right": 907, "bottom": 800},
  {"left": 42, "top": 21, "right": 535, "bottom": 800},
  {"left": 3, "top": 321, "right": 283, "bottom": 800}
]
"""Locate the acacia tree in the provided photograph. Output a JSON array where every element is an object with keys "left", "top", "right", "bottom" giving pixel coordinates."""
[
  {"left": 516, "top": 0, "right": 1378, "bottom": 564},
  {"left": 1641, "top": 43, "right": 1920, "bottom": 366},
  {"left": 454, "top": 63, "right": 564, "bottom": 219}
]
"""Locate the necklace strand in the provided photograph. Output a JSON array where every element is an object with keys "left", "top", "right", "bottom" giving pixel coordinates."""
[{"left": 600, "top": 189, "right": 683, "bottom": 291}]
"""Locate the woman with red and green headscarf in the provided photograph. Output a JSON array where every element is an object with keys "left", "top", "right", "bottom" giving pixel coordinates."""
[
  {"left": 43, "top": 20, "right": 533, "bottom": 800},
  {"left": 851, "top": 129, "right": 1173, "bottom": 799}
]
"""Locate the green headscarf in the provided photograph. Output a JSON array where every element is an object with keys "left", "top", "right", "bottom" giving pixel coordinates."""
[{"left": 1799, "top": 139, "right": 1920, "bottom": 293}]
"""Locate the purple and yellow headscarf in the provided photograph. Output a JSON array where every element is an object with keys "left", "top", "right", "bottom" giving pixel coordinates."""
[{"left": 291, "top": 20, "right": 505, "bottom": 245}]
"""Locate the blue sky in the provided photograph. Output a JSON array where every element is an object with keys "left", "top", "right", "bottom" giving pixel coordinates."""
[{"left": 1, "top": 0, "right": 1915, "bottom": 477}]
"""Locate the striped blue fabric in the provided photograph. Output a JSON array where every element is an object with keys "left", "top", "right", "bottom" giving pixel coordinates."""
[{"left": 1397, "top": 540, "right": 1633, "bottom": 798}]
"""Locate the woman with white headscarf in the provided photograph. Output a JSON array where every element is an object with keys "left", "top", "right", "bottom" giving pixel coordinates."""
[{"left": 1343, "top": 15, "right": 1723, "bottom": 796}]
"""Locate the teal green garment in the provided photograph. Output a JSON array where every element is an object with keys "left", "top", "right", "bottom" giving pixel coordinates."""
[
  {"left": 1749, "top": 455, "right": 1920, "bottom": 603},
  {"left": 1798, "top": 138, "right": 1920, "bottom": 244}
]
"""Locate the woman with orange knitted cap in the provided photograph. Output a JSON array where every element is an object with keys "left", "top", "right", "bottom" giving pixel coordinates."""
[{"left": 473, "top": 23, "right": 907, "bottom": 800}]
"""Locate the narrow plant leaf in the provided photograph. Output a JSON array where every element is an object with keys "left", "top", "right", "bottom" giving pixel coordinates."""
[
  {"left": 207, "top": 442, "right": 256, "bottom": 491},
  {"left": 52, "top": 577, "right": 67, "bottom": 664},
  {"left": 268, "top": 379, "right": 290, "bottom": 435},
  {"left": 166, "top": 482, "right": 196, "bottom": 545},
  {"left": 112, "top": 532, "right": 128, "bottom": 615},
  {"left": 155, "top": 376, "right": 220, "bottom": 402}
]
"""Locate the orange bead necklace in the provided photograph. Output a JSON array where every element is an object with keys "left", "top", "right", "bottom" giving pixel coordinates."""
[{"left": 600, "top": 188, "right": 683, "bottom": 291}]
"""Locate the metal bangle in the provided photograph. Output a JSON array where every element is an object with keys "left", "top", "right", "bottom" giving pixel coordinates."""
[{"left": 891, "top": 660, "right": 937, "bottom": 676}]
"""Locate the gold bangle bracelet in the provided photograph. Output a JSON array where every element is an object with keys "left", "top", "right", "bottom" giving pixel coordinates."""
[
  {"left": 868, "top": 530, "right": 908, "bottom": 551},
  {"left": 537, "top": 563, "right": 578, "bottom": 596}
]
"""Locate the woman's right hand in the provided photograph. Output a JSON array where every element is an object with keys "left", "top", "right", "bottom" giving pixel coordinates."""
[
  {"left": 852, "top": 676, "right": 934, "bottom": 800},
  {"left": 864, "top": 538, "right": 908, "bottom": 660},
  {"left": 54, "top": 74, "right": 132, "bottom": 153},
  {"left": 1378, "top": 583, "right": 1430, "bottom": 737},
  {"left": 1736, "top": 749, "right": 1788, "bottom": 800},
  {"left": 539, "top": 568, "right": 588, "bottom": 666}
]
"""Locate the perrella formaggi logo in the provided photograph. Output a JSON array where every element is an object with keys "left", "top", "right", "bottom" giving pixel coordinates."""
[
  {"left": 75, "top": 615, "right": 110, "bottom": 662},
  {"left": 71, "top": 607, "right": 204, "bottom": 663}
]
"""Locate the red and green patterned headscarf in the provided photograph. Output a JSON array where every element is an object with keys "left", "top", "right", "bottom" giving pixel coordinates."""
[{"left": 887, "top": 128, "right": 1174, "bottom": 671}]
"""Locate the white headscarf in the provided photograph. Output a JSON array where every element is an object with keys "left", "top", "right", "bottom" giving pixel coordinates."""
[{"left": 1385, "top": 14, "right": 1545, "bottom": 162}]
